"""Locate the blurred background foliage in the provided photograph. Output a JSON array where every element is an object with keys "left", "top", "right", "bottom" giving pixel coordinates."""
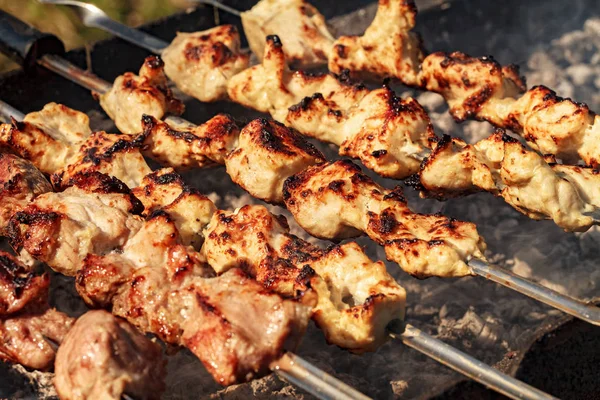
[{"left": 0, "top": 0, "right": 191, "bottom": 73}]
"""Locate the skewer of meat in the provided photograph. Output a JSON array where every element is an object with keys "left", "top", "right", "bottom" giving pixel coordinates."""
[
  {"left": 192, "top": 0, "right": 600, "bottom": 168},
  {"left": 0, "top": 27, "right": 597, "bottom": 325}
]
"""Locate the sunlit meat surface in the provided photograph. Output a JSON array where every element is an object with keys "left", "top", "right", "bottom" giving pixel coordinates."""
[
  {"left": 54, "top": 310, "right": 166, "bottom": 400},
  {"left": 227, "top": 36, "right": 433, "bottom": 178},
  {"left": 328, "top": 0, "right": 424, "bottom": 86},
  {"left": 99, "top": 56, "right": 184, "bottom": 135},
  {"left": 283, "top": 160, "right": 486, "bottom": 278},
  {"left": 417, "top": 130, "right": 600, "bottom": 231},
  {"left": 162, "top": 25, "right": 250, "bottom": 102},
  {"left": 241, "top": 0, "right": 334, "bottom": 68}
]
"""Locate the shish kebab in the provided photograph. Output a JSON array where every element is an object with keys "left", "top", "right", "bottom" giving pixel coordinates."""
[
  {"left": 0, "top": 245, "right": 166, "bottom": 399},
  {"left": 42, "top": 0, "right": 600, "bottom": 235},
  {"left": 192, "top": 0, "right": 600, "bottom": 170},
  {"left": 0, "top": 16, "right": 597, "bottom": 326},
  {"left": 0, "top": 114, "right": 555, "bottom": 400},
  {"left": 0, "top": 131, "right": 373, "bottom": 398}
]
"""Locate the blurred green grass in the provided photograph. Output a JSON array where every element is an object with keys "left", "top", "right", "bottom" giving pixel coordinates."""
[{"left": 0, "top": 0, "right": 189, "bottom": 73}]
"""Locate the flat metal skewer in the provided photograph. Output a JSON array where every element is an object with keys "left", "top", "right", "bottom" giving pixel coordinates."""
[
  {"left": 469, "top": 258, "right": 600, "bottom": 326},
  {"left": 38, "top": 0, "right": 168, "bottom": 54},
  {"left": 390, "top": 323, "right": 558, "bottom": 400}
]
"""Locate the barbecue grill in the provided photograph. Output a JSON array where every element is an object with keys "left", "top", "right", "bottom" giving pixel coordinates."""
[{"left": 0, "top": 0, "right": 599, "bottom": 399}]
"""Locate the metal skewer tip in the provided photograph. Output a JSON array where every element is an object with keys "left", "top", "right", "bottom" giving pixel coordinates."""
[
  {"left": 0, "top": 99, "right": 25, "bottom": 122},
  {"left": 191, "top": 0, "right": 242, "bottom": 17},
  {"left": 271, "top": 352, "right": 371, "bottom": 400},
  {"left": 469, "top": 258, "right": 600, "bottom": 326},
  {"left": 389, "top": 323, "right": 558, "bottom": 400}
]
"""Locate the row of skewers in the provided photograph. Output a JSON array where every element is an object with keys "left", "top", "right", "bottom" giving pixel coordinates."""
[{"left": 0, "top": 0, "right": 597, "bottom": 398}]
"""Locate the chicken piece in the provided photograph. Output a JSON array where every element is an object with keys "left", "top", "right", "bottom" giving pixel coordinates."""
[
  {"left": 54, "top": 310, "right": 166, "bottom": 400},
  {"left": 0, "top": 252, "right": 74, "bottom": 370},
  {"left": 553, "top": 165, "right": 600, "bottom": 208},
  {"left": 23, "top": 102, "right": 92, "bottom": 144},
  {"left": 228, "top": 35, "right": 368, "bottom": 115},
  {"left": 7, "top": 174, "right": 144, "bottom": 276},
  {"left": 241, "top": 0, "right": 334, "bottom": 68},
  {"left": 99, "top": 56, "right": 184, "bottom": 135},
  {"left": 328, "top": 0, "right": 424, "bottom": 86},
  {"left": 228, "top": 37, "right": 432, "bottom": 178},
  {"left": 284, "top": 160, "right": 486, "bottom": 278},
  {"left": 77, "top": 211, "right": 312, "bottom": 385},
  {"left": 418, "top": 53, "right": 600, "bottom": 166},
  {"left": 225, "top": 118, "right": 324, "bottom": 203},
  {"left": 0, "top": 119, "right": 77, "bottom": 174},
  {"left": 162, "top": 25, "right": 250, "bottom": 102},
  {"left": 0, "top": 153, "right": 52, "bottom": 233},
  {"left": 131, "top": 168, "right": 216, "bottom": 249},
  {"left": 52, "top": 131, "right": 152, "bottom": 190},
  {"left": 0, "top": 103, "right": 153, "bottom": 188},
  {"left": 418, "top": 131, "right": 599, "bottom": 232},
  {"left": 202, "top": 205, "right": 406, "bottom": 352},
  {"left": 140, "top": 114, "right": 239, "bottom": 170}
]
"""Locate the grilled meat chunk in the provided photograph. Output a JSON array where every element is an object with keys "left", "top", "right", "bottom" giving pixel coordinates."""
[
  {"left": 52, "top": 131, "right": 152, "bottom": 190},
  {"left": 228, "top": 37, "right": 433, "bottom": 178},
  {"left": 419, "top": 52, "right": 600, "bottom": 166},
  {"left": 77, "top": 212, "right": 311, "bottom": 385},
  {"left": 0, "top": 252, "right": 74, "bottom": 370},
  {"left": 131, "top": 168, "right": 216, "bottom": 249},
  {"left": 418, "top": 131, "right": 599, "bottom": 231},
  {"left": 202, "top": 205, "right": 406, "bottom": 352},
  {"left": 241, "top": 0, "right": 334, "bottom": 68},
  {"left": 8, "top": 177, "right": 144, "bottom": 276},
  {"left": 0, "top": 252, "right": 49, "bottom": 316},
  {"left": 329, "top": 0, "right": 424, "bottom": 86},
  {"left": 225, "top": 118, "right": 324, "bottom": 203},
  {"left": 99, "top": 56, "right": 184, "bottom": 135},
  {"left": 54, "top": 310, "right": 166, "bottom": 400},
  {"left": 0, "top": 154, "right": 52, "bottom": 233},
  {"left": 162, "top": 25, "right": 250, "bottom": 102},
  {"left": 139, "top": 114, "right": 239, "bottom": 170},
  {"left": 284, "top": 160, "right": 486, "bottom": 278}
]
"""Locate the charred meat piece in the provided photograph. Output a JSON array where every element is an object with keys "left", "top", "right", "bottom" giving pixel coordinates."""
[
  {"left": 54, "top": 310, "right": 166, "bottom": 400},
  {"left": 202, "top": 205, "right": 406, "bottom": 352},
  {"left": 131, "top": 168, "right": 216, "bottom": 249},
  {"left": 418, "top": 131, "right": 600, "bottom": 231},
  {"left": 284, "top": 160, "right": 486, "bottom": 278},
  {"left": 162, "top": 25, "right": 250, "bottom": 102},
  {"left": 0, "top": 252, "right": 74, "bottom": 371},
  {"left": 139, "top": 114, "right": 239, "bottom": 170},
  {"left": 7, "top": 176, "right": 144, "bottom": 276},
  {"left": 225, "top": 118, "right": 324, "bottom": 203},
  {"left": 0, "top": 153, "right": 52, "bottom": 233},
  {"left": 329, "top": 0, "right": 424, "bottom": 86},
  {"left": 241, "top": 0, "right": 334, "bottom": 68},
  {"left": 99, "top": 56, "right": 184, "bottom": 135}
]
